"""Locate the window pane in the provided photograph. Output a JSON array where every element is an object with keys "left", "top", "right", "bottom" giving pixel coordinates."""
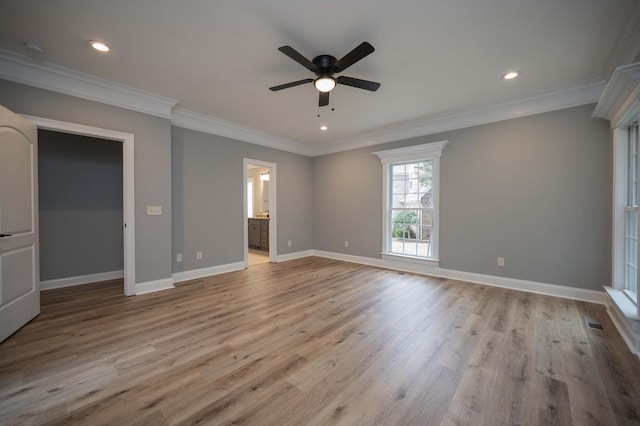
[
  {"left": 391, "top": 209, "right": 433, "bottom": 257},
  {"left": 629, "top": 125, "right": 639, "bottom": 207},
  {"left": 389, "top": 160, "right": 435, "bottom": 259},
  {"left": 247, "top": 180, "right": 253, "bottom": 218},
  {"left": 626, "top": 209, "right": 638, "bottom": 294}
]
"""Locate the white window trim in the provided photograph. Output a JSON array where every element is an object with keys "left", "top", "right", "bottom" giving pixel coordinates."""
[
  {"left": 594, "top": 62, "right": 640, "bottom": 323},
  {"left": 374, "top": 141, "right": 448, "bottom": 266}
]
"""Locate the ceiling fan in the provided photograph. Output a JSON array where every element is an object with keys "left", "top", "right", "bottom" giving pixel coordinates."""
[{"left": 269, "top": 41, "right": 381, "bottom": 107}]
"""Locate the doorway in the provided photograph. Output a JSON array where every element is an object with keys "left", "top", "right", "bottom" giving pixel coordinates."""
[
  {"left": 243, "top": 158, "right": 276, "bottom": 267},
  {"left": 38, "top": 130, "right": 123, "bottom": 289},
  {"left": 23, "top": 115, "right": 136, "bottom": 296}
]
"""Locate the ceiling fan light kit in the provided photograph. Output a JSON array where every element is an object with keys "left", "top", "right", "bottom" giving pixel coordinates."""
[
  {"left": 270, "top": 42, "right": 380, "bottom": 107},
  {"left": 314, "top": 77, "right": 336, "bottom": 92}
]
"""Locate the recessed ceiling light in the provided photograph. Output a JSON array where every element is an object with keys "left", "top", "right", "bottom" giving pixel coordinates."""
[
  {"left": 320, "top": 125, "right": 328, "bottom": 131},
  {"left": 22, "top": 42, "right": 45, "bottom": 54},
  {"left": 502, "top": 71, "right": 520, "bottom": 80},
  {"left": 89, "top": 40, "right": 109, "bottom": 52}
]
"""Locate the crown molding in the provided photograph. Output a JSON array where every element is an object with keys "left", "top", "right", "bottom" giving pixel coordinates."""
[
  {"left": 0, "top": 49, "right": 178, "bottom": 119},
  {"left": 311, "top": 79, "right": 605, "bottom": 156},
  {"left": 0, "top": 48, "right": 607, "bottom": 157},
  {"left": 593, "top": 62, "right": 640, "bottom": 127},
  {"left": 171, "top": 107, "right": 313, "bottom": 156}
]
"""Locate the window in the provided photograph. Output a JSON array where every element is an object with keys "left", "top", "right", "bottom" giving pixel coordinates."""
[
  {"left": 247, "top": 178, "right": 254, "bottom": 218},
  {"left": 374, "top": 141, "right": 448, "bottom": 263},
  {"left": 625, "top": 124, "right": 639, "bottom": 298},
  {"left": 390, "top": 161, "right": 434, "bottom": 257},
  {"left": 608, "top": 120, "right": 640, "bottom": 319},
  {"left": 593, "top": 62, "right": 640, "bottom": 350}
]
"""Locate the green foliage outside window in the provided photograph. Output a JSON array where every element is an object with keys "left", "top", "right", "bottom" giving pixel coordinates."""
[{"left": 392, "top": 210, "right": 417, "bottom": 238}]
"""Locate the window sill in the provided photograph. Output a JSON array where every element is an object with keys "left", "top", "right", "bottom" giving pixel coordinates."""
[
  {"left": 381, "top": 252, "right": 439, "bottom": 268},
  {"left": 604, "top": 286, "right": 640, "bottom": 321}
]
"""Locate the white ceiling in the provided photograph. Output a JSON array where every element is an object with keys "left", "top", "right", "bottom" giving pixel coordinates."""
[{"left": 0, "top": 0, "right": 637, "bottom": 153}]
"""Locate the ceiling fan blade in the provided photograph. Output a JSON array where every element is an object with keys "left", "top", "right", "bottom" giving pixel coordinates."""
[
  {"left": 278, "top": 46, "right": 319, "bottom": 73},
  {"left": 269, "top": 79, "right": 313, "bottom": 91},
  {"left": 337, "top": 76, "right": 381, "bottom": 91},
  {"left": 319, "top": 91, "right": 329, "bottom": 107},
  {"left": 333, "top": 42, "right": 375, "bottom": 73}
]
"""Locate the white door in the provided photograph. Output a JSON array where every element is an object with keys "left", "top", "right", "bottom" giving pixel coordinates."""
[{"left": 0, "top": 105, "right": 39, "bottom": 343}]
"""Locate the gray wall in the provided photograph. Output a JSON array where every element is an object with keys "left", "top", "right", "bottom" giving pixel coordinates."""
[
  {"left": 0, "top": 80, "right": 173, "bottom": 284},
  {"left": 313, "top": 104, "right": 612, "bottom": 291},
  {"left": 38, "top": 130, "right": 123, "bottom": 280},
  {"left": 0, "top": 79, "right": 612, "bottom": 292},
  {"left": 171, "top": 126, "right": 313, "bottom": 272}
]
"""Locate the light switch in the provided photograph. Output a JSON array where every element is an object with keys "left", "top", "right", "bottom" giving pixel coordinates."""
[{"left": 147, "top": 206, "right": 162, "bottom": 216}]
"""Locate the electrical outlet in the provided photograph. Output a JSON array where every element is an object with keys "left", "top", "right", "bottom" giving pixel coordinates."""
[
  {"left": 196, "top": 251, "right": 203, "bottom": 260},
  {"left": 344, "top": 241, "right": 349, "bottom": 248},
  {"left": 288, "top": 240, "right": 292, "bottom": 247},
  {"left": 497, "top": 257, "right": 505, "bottom": 267},
  {"left": 176, "top": 253, "right": 183, "bottom": 263}
]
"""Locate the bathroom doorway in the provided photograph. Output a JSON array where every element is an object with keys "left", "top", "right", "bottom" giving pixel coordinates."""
[{"left": 243, "top": 159, "right": 277, "bottom": 267}]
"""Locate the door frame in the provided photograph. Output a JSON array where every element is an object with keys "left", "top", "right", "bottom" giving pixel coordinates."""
[
  {"left": 243, "top": 158, "right": 277, "bottom": 266},
  {"left": 22, "top": 115, "right": 136, "bottom": 296}
]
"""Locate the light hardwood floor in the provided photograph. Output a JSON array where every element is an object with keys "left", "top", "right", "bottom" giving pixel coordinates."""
[{"left": 1, "top": 257, "right": 639, "bottom": 425}]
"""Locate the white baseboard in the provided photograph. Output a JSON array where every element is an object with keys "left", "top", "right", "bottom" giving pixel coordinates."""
[
  {"left": 135, "top": 278, "right": 175, "bottom": 295},
  {"left": 275, "top": 250, "right": 314, "bottom": 262},
  {"left": 310, "top": 250, "right": 607, "bottom": 305},
  {"left": 312, "top": 250, "right": 384, "bottom": 268},
  {"left": 438, "top": 268, "right": 607, "bottom": 304},
  {"left": 40, "top": 270, "right": 124, "bottom": 290},
  {"left": 172, "top": 261, "right": 246, "bottom": 284},
  {"left": 605, "top": 298, "right": 640, "bottom": 356}
]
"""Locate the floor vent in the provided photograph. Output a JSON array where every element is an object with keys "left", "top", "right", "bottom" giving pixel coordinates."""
[{"left": 587, "top": 321, "right": 604, "bottom": 331}]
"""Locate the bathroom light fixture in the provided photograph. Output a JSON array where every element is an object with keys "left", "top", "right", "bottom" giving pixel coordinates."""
[
  {"left": 320, "top": 125, "right": 328, "bottom": 131},
  {"left": 314, "top": 77, "right": 336, "bottom": 92},
  {"left": 502, "top": 71, "right": 520, "bottom": 80},
  {"left": 90, "top": 40, "right": 109, "bottom": 52},
  {"left": 260, "top": 172, "right": 270, "bottom": 181}
]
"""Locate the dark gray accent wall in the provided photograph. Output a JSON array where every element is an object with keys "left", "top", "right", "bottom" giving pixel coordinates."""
[
  {"left": 171, "top": 126, "right": 313, "bottom": 272},
  {"left": 313, "top": 104, "right": 612, "bottom": 291},
  {"left": 0, "top": 79, "right": 173, "bottom": 284},
  {"left": 38, "top": 130, "right": 123, "bottom": 280}
]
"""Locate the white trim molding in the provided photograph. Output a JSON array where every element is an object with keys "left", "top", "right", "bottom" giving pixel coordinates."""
[
  {"left": 310, "top": 250, "right": 607, "bottom": 305},
  {"left": 374, "top": 141, "right": 448, "bottom": 264},
  {"left": 275, "top": 250, "right": 314, "bottom": 262},
  {"left": 0, "top": 47, "right": 607, "bottom": 158},
  {"left": 40, "top": 270, "right": 124, "bottom": 291},
  {"left": 0, "top": 50, "right": 177, "bottom": 119},
  {"left": 22, "top": 115, "right": 137, "bottom": 297},
  {"left": 135, "top": 278, "right": 174, "bottom": 295},
  {"left": 593, "top": 61, "right": 640, "bottom": 355},
  {"left": 243, "top": 158, "right": 278, "bottom": 266},
  {"left": 593, "top": 62, "right": 640, "bottom": 126},
  {"left": 605, "top": 292, "right": 640, "bottom": 355},
  {"left": 172, "top": 108, "right": 312, "bottom": 156},
  {"left": 172, "top": 262, "right": 245, "bottom": 284},
  {"left": 314, "top": 80, "right": 605, "bottom": 156}
]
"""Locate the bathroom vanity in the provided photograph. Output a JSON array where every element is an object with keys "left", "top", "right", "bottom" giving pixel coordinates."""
[{"left": 248, "top": 218, "right": 269, "bottom": 251}]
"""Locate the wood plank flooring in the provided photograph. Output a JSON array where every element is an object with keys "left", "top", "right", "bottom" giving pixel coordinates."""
[{"left": 1, "top": 257, "right": 639, "bottom": 425}]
